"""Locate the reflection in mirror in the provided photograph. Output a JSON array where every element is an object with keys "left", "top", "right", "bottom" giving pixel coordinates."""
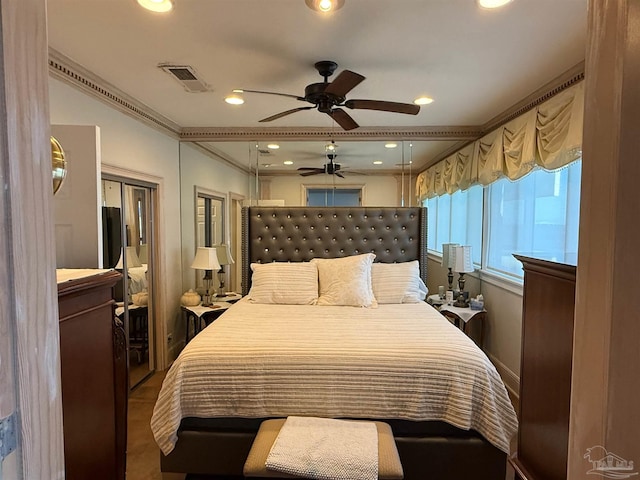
[
  {"left": 102, "top": 178, "right": 156, "bottom": 390},
  {"left": 195, "top": 190, "right": 225, "bottom": 295}
]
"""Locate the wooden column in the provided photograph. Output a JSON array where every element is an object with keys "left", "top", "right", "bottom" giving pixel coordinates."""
[
  {"left": 568, "top": 0, "right": 640, "bottom": 477},
  {"left": 0, "top": 0, "right": 65, "bottom": 478}
]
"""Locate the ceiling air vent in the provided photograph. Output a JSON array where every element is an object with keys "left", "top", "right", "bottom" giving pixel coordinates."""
[{"left": 158, "top": 63, "right": 210, "bottom": 93}]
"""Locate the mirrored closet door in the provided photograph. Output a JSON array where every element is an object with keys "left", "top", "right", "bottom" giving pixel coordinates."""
[{"left": 102, "top": 178, "right": 156, "bottom": 390}]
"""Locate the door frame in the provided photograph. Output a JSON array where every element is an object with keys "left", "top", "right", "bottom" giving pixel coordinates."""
[{"left": 102, "top": 165, "right": 167, "bottom": 370}]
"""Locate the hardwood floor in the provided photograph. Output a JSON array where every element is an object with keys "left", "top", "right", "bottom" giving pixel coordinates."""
[{"left": 126, "top": 370, "right": 516, "bottom": 480}]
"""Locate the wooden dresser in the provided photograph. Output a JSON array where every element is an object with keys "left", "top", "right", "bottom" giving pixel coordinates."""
[
  {"left": 510, "top": 256, "right": 576, "bottom": 480},
  {"left": 57, "top": 269, "right": 127, "bottom": 480}
]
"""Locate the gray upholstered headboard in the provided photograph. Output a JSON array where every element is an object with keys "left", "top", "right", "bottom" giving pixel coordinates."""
[{"left": 241, "top": 206, "right": 427, "bottom": 295}]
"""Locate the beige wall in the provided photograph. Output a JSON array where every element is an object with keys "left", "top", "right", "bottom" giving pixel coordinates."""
[{"left": 265, "top": 174, "right": 409, "bottom": 207}]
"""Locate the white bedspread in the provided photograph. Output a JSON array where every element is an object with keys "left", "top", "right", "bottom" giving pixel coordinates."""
[{"left": 151, "top": 299, "right": 517, "bottom": 455}]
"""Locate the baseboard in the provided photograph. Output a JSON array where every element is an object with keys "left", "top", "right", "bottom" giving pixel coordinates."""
[{"left": 487, "top": 352, "right": 520, "bottom": 408}]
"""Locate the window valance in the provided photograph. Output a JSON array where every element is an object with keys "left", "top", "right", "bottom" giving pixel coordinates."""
[{"left": 416, "top": 81, "right": 584, "bottom": 201}]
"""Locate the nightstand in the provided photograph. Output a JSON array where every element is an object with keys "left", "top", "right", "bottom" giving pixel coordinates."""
[
  {"left": 439, "top": 304, "right": 486, "bottom": 348},
  {"left": 182, "top": 293, "right": 242, "bottom": 344}
]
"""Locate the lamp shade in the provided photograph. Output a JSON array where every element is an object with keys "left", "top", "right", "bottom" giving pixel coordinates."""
[
  {"left": 115, "top": 246, "right": 142, "bottom": 269},
  {"left": 190, "top": 247, "right": 221, "bottom": 271},
  {"left": 453, "top": 246, "right": 474, "bottom": 273},
  {"left": 214, "top": 244, "right": 235, "bottom": 266},
  {"left": 441, "top": 243, "right": 459, "bottom": 268}
]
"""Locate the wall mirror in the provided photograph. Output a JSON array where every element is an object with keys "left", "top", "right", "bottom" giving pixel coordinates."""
[
  {"left": 102, "top": 178, "right": 156, "bottom": 390},
  {"left": 194, "top": 188, "right": 226, "bottom": 295}
]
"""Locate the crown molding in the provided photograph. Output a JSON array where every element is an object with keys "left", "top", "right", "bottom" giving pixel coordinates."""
[
  {"left": 179, "top": 126, "right": 483, "bottom": 142},
  {"left": 185, "top": 142, "right": 252, "bottom": 175},
  {"left": 48, "top": 48, "right": 182, "bottom": 138},
  {"left": 481, "top": 61, "right": 585, "bottom": 133},
  {"left": 48, "top": 48, "right": 584, "bottom": 173}
]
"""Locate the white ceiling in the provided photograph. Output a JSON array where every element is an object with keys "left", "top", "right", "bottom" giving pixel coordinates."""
[{"left": 47, "top": 0, "right": 587, "bottom": 173}]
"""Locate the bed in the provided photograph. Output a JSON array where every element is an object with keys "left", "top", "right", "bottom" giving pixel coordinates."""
[{"left": 153, "top": 206, "right": 517, "bottom": 479}]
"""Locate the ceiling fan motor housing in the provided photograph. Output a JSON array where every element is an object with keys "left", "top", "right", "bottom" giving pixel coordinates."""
[{"left": 304, "top": 83, "right": 345, "bottom": 112}]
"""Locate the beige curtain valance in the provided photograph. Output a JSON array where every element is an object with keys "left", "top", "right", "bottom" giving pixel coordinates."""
[{"left": 416, "top": 81, "right": 584, "bottom": 201}]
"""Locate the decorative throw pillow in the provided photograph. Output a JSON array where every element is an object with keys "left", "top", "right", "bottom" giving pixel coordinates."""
[
  {"left": 371, "top": 261, "right": 428, "bottom": 304},
  {"left": 248, "top": 262, "right": 319, "bottom": 305},
  {"left": 311, "top": 253, "right": 377, "bottom": 307}
]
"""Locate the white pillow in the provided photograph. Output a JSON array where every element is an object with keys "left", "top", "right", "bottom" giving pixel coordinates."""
[
  {"left": 311, "top": 254, "right": 377, "bottom": 307},
  {"left": 371, "top": 261, "right": 428, "bottom": 304},
  {"left": 248, "top": 262, "right": 318, "bottom": 305}
]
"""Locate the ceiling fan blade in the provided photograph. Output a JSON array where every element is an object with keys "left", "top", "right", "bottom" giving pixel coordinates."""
[
  {"left": 324, "top": 70, "right": 365, "bottom": 97},
  {"left": 299, "top": 170, "right": 323, "bottom": 177},
  {"left": 344, "top": 99, "right": 420, "bottom": 115},
  {"left": 297, "top": 167, "right": 324, "bottom": 171},
  {"left": 327, "top": 108, "right": 359, "bottom": 131},
  {"left": 239, "top": 89, "right": 305, "bottom": 101},
  {"left": 335, "top": 172, "right": 345, "bottom": 178},
  {"left": 259, "top": 106, "right": 315, "bottom": 122}
]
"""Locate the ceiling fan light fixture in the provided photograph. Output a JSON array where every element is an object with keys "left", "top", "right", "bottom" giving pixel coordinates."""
[
  {"left": 305, "top": 0, "right": 345, "bottom": 13},
  {"left": 477, "top": 0, "right": 513, "bottom": 9},
  {"left": 224, "top": 93, "right": 244, "bottom": 105},
  {"left": 414, "top": 96, "right": 434, "bottom": 105},
  {"left": 136, "top": 0, "right": 174, "bottom": 13}
]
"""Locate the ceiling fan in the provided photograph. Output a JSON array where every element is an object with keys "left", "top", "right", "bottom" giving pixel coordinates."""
[
  {"left": 296, "top": 140, "right": 365, "bottom": 178},
  {"left": 298, "top": 152, "right": 346, "bottom": 178},
  {"left": 240, "top": 61, "right": 420, "bottom": 131}
]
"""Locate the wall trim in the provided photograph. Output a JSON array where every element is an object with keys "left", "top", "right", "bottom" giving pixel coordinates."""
[
  {"left": 486, "top": 352, "right": 520, "bottom": 407},
  {"left": 179, "top": 126, "right": 483, "bottom": 142},
  {"left": 48, "top": 48, "right": 181, "bottom": 139}
]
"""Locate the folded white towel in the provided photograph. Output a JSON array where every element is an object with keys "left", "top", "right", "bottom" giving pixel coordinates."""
[{"left": 266, "top": 416, "right": 378, "bottom": 480}]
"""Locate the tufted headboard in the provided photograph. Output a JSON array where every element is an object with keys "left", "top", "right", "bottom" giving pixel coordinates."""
[{"left": 241, "top": 206, "right": 428, "bottom": 295}]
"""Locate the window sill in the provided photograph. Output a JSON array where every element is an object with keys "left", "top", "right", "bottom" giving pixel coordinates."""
[{"left": 427, "top": 252, "right": 523, "bottom": 296}]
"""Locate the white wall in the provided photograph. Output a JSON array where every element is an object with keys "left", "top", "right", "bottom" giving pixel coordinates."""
[
  {"left": 48, "top": 78, "right": 250, "bottom": 364},
  {"left": 179, "top": 143, "right": 249, "bottom": 308},
  {"left": 52, "top": 125, "right": 102, "bottom": 268}
]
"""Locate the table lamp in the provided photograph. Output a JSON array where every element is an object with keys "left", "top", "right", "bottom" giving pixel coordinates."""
[
  {"left": 115, "top": 246, "right": 142, "bottom": 269},
  {"left": 214, "top": 244, "right": 235, "bottom": 296},
  {"left": 453, "top": 245, "right": 474, "bottom": 304},
  {"left": 441, "top": 243, "right": 459, "bottom": 291},
  {"left": 190, "top": 247, "right": 221, "bottom": 306}
]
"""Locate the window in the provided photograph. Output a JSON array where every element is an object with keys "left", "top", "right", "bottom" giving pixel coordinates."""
[
  {"left": 426, "top": 184, "right": 483, "bottom": 265},
  {"left": 426, "top": 161, "right": 581, "bottom": 280},
  {"left": 307, "top": 188, "right": 361, "bottom": 206},
  {"left": 486, "top": 162, "right": 581, "bottom": 277}
]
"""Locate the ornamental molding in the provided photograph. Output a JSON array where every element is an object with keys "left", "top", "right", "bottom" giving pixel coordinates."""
[
  {"left": 48, "top": 48, "right": 182, "bottom": 138},
  {"left": 178, "top": 126, "right": 482, "bottom": 141},
  {"left": 48, "top": 49, "right": 584, "bottom": 151}
]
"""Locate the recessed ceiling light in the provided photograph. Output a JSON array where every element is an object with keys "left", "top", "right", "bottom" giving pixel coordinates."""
[
  {"left": 261, "top": 163, "right": 271, "bottom": 168},
  {"left": 267, "top": 144, "right": 280, "bottom": 149},
  {"left": 385, "top": 143, "right": 397, "bottom": 149},
  {"left": 284, "top": 160, "right": 294, "bottom": 165},
  {"left": 137, "top": 0, "right": 174, "bottom": 13},
  {"left": 414, "top": 96, "right": 434, "bottom": 105},
  {"left": 305, "top": 0, "right": 345, "bottom": 13},
  {"left": 477, "top": 0, "right": 513, "bottom": 9},
  {"left": 224, "top": 94, "right": 244, "bottom": 105},
  {"left": 373, "top": 160, "right": 383, "bottom": 165}
]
